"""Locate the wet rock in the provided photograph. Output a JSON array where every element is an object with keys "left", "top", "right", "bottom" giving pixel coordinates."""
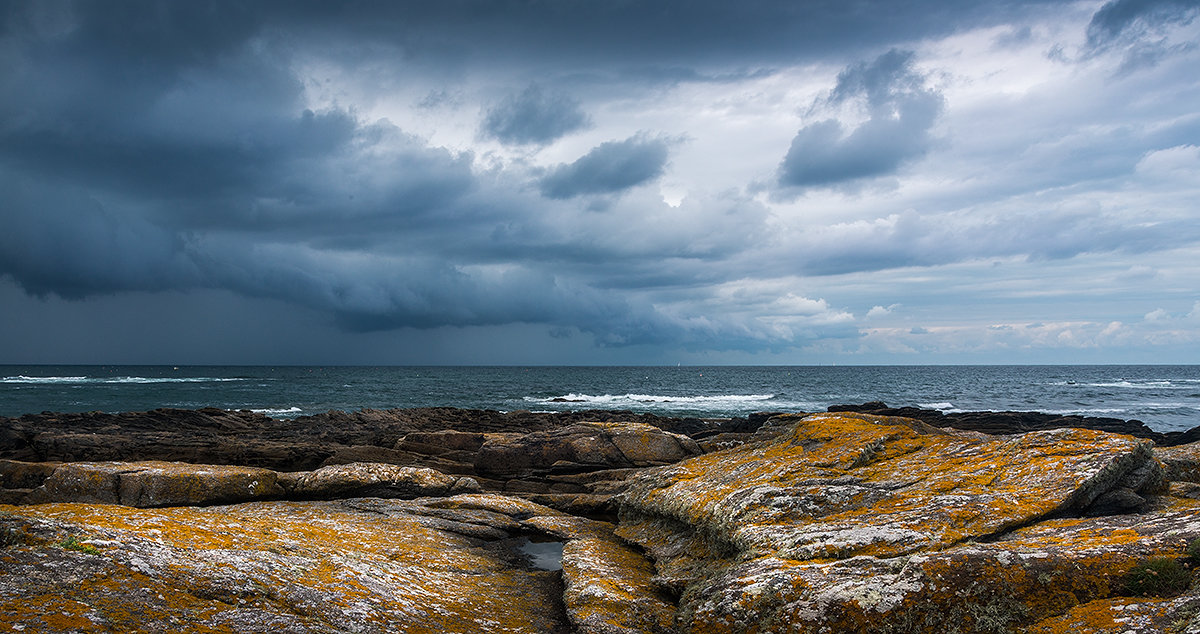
[{"left": 617, "top": 412, "right": 1182, "bottom": 632}]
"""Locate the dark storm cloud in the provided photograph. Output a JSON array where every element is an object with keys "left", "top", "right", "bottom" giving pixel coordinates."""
[
  {"left": 2, "top": 0, "right": 1196, "bottom": 361},
  {"left": 1086, "top": 0, "right": 1200, "bottom": 49},
  {"left": 1081, "top": 0, "right": 1200, "bottom": 71},
  {"left": 264, "top": 0, "right": 1061, "bottom": 69},
  {"left": 2, "top": 1, "right": 1064, "bottom": 74},
  {"left": 480, "top": 84, "right": 590, "bottom": 145},
  {"left": 778, "top": 50, "right": 944, "bottom": 188},
  {"left": 539, "top": 136, "right": 669, "bottom": 199}
]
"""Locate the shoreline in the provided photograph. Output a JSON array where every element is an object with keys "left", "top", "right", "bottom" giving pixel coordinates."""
[{"left": 5, "top": 406, "right": 1200, "bottom": 631}]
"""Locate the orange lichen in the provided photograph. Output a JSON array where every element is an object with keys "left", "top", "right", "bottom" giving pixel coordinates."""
[
  {"left": 617, "top": 413, "right": 1199, "bottom": 633},
  {"left": 1022, "top": 597, "right": 1177, "bottom": 634},
  {"left": 0, "top": 497, "right": 579, "bottom": 633}
]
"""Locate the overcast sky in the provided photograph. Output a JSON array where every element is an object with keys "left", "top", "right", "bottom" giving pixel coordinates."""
[{"left": 1, "top": 0, "right": 1198, "bottom": 365}]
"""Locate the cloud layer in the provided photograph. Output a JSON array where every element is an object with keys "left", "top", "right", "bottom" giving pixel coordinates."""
[{"left": 1, "top": 0, "right": 1198, "bottom": 363}]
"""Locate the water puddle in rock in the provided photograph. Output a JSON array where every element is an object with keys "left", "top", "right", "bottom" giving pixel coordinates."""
[{"left": 517, "top": 538, "right": 565, "bottom": 571}]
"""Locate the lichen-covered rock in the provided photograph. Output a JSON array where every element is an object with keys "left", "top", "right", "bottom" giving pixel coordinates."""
[
  {"left": 623, "top": 413, "right": 1162, "bottom": 563},
  {"left": 562, "top": 535, "right": 679, "bottom": 633},
  {"left": 1156, "top": 441, "right": 1200, "bottom": 483},
  {"left": 0, "top": 493, "right": 674, "bottom": 633},
  {"left": 23, "top": 460, "right": 283, "bottom": 507},
  {"left": 475, "top": 421, "right": 702, "bottom": 478},
  {"left": 617, "top": 412, "right": 1183, "bottom": 632},
  {"left": 1023, "top": 595, "right": 1200, "bottom": 633},
  {"left": 282, "top": 462, "right": 481, "bottom": 499}
]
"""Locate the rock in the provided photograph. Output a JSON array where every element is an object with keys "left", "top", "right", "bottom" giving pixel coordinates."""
[
  {"left": 475, "top": 421, "right": 702, "bottom": 478},
  {"left": 23, "top": 460, "right": 283, "bottom": 507},
  {"left": 317, "top": 444, "right": 422, "bottom": 467},
  {"left": 283, "top": 462, "right": 481, "bottom": 499},
  {"left": 0, "top": 407, "right": 719, "bottom": 474},
  {"left": 827, "top": 402, "right": 1176, "bottom": 444},
  {"left": 561, "top": 534, "right": 678, "bottom": 633},
  {"left": 1024, "top": 595, "right": 1200, "bottom": 633},
  {"left": 1156, "top": 441, "right": 1200, "bottom": 482},
  {"left": 0, "top": 495, "right": 604, "bottom": 633},
  {"left": 616, "top": 412, "right": 1182, "bottom": 632},
  {"left": 0, "top": 458, "right": 59, "bottom": 488}
]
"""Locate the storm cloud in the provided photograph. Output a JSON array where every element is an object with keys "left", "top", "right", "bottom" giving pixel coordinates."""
[
  {"left": 0, "top": 0, "right": 1198, "bottom": 363},
  {"left": 481, "top": 85, "right": 591, "bottom": 145},
  {"left": 540, "top": 136, "right": 670, "bottom": 199},
  {"left": 778, "top": 50, "right": 944, "bottom": 188}
]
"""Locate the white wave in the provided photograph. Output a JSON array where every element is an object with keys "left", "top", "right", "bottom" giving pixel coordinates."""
[
  {"left": 527, "top": 393, "right": 775, "bottom": 405},
  {"left": 2, "top": 375, "right": 89, "bottom": 383},
  {"left": 1043, "top": 407, "right": 1128, "bottom": 416},
  {"left": 520, "top": 392, "right": 807, "bottom": 413},
  {"left": 250, "top": 406, "right": 303, "bottom": 416},
  {"left": 1083, "top": 380, "right": 1184, "bottom": 389},
  {"left": 2, "top": 375, "right": 246, "bottom": 385},
  {"left": 917, "top": 402, "right": 955, "bottom": 411}
]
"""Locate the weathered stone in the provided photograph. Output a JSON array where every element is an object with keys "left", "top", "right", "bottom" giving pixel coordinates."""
[
  {"left": 828, "top": 402, "right": 1175, "bottom": 444},
  {"left": 317, "top": 444, "right": 421, "bottom": 467},
  {"left": 476, "top": 421, "right": 702, "bottom": 478},
  {"left": 562, "top": 535, "right": 679, "bottom": 633},
  {"left": 0, "top": 459, "right": 59, "bottom": 489},
  {"left": 284, "top": 462, "right": 481, "bottom": 499},
  {"left": 24, "top": 460, "right": 283, "bottom": 507},
  {"left": 1023, "top": 595, "right": 1200, "bottom": 633},
  {"left": 1156, "top": 441, "right": 1200, "bottom": 482},
  {"left": 0, "top": 407, "right": 716, "bottom": 471},
  {"left": 399, "top": 430, "right": 488, "bottom": 452},
  {"left": 618, "top": 412, "right": 1180, "bottom": 632},
  {"left": 0, "top": 496, "right": 581, "bottom": 633}
]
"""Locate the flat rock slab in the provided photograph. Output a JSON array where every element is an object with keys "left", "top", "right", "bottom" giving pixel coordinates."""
[
  {"left": 27, "top": 460, "right": 284, "bottom": 507},
  {"left": 617, "top": 412, "right": 1181, "bottom": 632},
  {"left": 0, "top": 494, "right": 675, "bottom": 633},
  {"left": 621, "top": 413, "right": 1162, "bottom": 562}
]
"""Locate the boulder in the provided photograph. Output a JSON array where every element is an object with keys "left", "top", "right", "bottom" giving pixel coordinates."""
[
  {"left": 1155, "top": 441, "right": 1200, "bottom": 482},
  {"left": 23, "top": 460, "right": 283, "bottom": 507},
  {"left": 475, "top": 421, "right": 702, "bottom": 478},
  {"left": 282, "top": 462, "right": 481, "bottom": 499},
  {"left": 617, "top": 412, "right": 1183, "bottom": 632}
]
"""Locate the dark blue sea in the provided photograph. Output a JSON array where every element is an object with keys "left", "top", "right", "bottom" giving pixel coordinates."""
[{"left": 2, "top": 365, "right": 1198, "bottom": 432}]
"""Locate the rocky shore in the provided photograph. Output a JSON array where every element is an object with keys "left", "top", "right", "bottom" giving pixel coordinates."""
[{"left": 3, "top": 404, "right": 1200, "bottom": 632}]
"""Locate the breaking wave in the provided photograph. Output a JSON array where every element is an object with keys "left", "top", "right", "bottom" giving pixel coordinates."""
[{"left": 2, "top": 375, "right": 247, "bottom": 385}]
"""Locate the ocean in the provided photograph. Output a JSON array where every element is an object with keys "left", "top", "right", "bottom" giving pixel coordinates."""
[{"left": 2, "top": 365, "right": 1198, "bottom": 433}]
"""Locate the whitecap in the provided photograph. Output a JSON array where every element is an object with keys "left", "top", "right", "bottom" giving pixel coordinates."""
[{"left": 249, "top": 406, "right": 303, "bottom": 416}]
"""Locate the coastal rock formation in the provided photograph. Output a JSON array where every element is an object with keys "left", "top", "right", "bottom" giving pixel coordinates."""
[
  {"left": 0, "top": 408, "right": 720, "bottom": 503},
  {"left": 475, "top": 421, "right": 703, "bottom": 478},
  {"left": 282, "top": 462, "right": 482, "bottom": 499},
  {"left": 0, "top": 459, "right": 485, "bottom": 507},
  {"left": 6, "top": 407, "right": 1200, "bottom": 632},
  {"left": 617, "top": 412, "right": 1198, "bottom": 632},
  {"left": 827, "top": 401, "right": 1179, "bottom": 445},
  {"left": 0, "top": 407, "right": 718, "bottom": 470},
  {"left": 0, "top": 493, "right": 678, "bottom": 633}
]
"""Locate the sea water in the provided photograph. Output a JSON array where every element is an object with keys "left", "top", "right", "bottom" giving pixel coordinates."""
[{"left": 1, "top": 365, "right": 1198, "bottom": 432}]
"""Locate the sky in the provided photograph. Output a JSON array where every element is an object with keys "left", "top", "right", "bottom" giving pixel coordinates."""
[{"left": 1, "top": 0, "right": 1198, "bottom": 365}]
